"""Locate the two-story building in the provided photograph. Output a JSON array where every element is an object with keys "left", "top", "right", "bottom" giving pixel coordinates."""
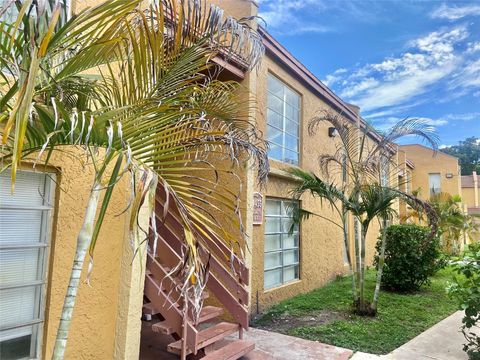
[
  {"left": 1, "top": 1, "right": 473, "bottom": 359},
  {"left": 398, "top": 144, "right": 462, "bottom": 200}
]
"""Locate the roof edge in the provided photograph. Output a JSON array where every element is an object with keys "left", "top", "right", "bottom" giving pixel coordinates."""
[
  {"left": 258, "top": 27, "right": 396, "bottom": 153},
  {"left": 399, "top": 144, "right": 459, "bottom": 161}
]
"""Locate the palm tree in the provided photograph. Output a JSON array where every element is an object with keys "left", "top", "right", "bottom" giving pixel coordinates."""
[
  {"left": 289, "top": 111, "right": 438, "bottom": 315},
  {"left": 0, "top": 1, "right": 268, "bottom": 358},
  {"left": 405, "top": 192, "right": 479, "bottom": 255}
]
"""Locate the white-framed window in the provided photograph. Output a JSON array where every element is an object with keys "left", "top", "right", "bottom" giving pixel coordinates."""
[
  {"left": 266, "top": 74, "right": 300, "bottom": 165},
  {"left": 264, "top": 198, "right": 299, "bottom": 289},
  {"left": 428, "top": 173, "right": 441, "bottom": 196},
  {"left": 0, "top": 170, "right": 56, "bottom": 360},
  {"left": 0, "top": 1, "right": 71, "bottom": 25}
]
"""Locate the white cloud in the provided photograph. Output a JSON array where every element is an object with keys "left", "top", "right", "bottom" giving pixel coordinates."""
[
  {"left": 259, "top": 0, "right": 332, "bottom": 34},
  {"left": 327, "top": 27, "right": 466, "bottom": 111},
  {"left": 467, "top": 41, "right": 480, "bottom": 54},
  {"left": 258, "top": 0, "right": 384, "bottom": 35},
  {"left": 449, "top": 59, "right": 480, "bottom": 90},
  {"left": 442, "top": 112, "right": 480, "bottom": 121},
  {"left": 367, "top": 112, "right": 478, "bottom": 135},
  {"left": 340, "top": 77, "right": 379, "bottom": 98},
  {"left": 370, "top": 116, "right": 447, "bottom": 132},
  {"left": 322, "top": 68, "right": 347, "bottom": 87},
  {"left": 431, "top": 3, "right": 480, "bottom": 20},
  {"left": 323, "top": 25, "right": 478, "bottom": 113},
  {"left": 419, "top": 117, "right": 448, "bottom": 126}
]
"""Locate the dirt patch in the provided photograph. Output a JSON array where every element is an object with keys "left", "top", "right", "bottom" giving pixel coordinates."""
[{"left": 252, "top": 310, "right": 347, "bottom": 333}]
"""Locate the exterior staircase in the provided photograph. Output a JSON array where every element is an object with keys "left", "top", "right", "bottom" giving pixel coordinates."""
[{"left": 142, "top": 185, "right": 254, "bottom": 359}]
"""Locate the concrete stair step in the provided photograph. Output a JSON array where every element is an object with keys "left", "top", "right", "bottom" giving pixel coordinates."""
[{"left": 202, "top": 340, "right": 255, "bottom": 360}]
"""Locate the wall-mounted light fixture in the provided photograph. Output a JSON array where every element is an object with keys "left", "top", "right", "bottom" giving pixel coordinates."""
[
  {"left": 328, "top": 127, "right": 339, "bottom": 138},
  {"left": 445, "top": 173, "right": 453, "bottom": 179}
]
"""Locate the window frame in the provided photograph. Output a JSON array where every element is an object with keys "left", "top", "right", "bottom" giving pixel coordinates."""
[
  {"left": 428, "top": 172, "right": 441, "bottom": 196},
  {"left": 0, "top": 170, "right": 56, "bottom": 360},
  {"left": 0, "top": 1, "right": 71, "bottom": 24},
  {"left": 264, "top": 198, "right": 300, "bottom": 290},
  {"left": 266, "top": 73, "right": 301, "bottom": 165}
]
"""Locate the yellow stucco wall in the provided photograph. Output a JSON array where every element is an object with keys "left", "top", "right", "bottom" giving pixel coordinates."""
[
  {"left": 34, "top": 1, "right": 392, "bottom": 356},
  {"left": 399, "top": 144, "right": 461, "bottom": 200},
  {"left": 249, "top": 54, "right": 381, "bottom": 312},
  {"left": 462, "top": 187, "right": 480, "bottom": 207},
  {"left": 462, "top": 187, "right": 479, "bottom": 208},
  {"left": 35, "top": 150, "right": 129, "bottom": 360}
]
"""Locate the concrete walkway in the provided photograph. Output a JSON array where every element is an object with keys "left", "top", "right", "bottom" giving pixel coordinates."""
[
  {"left": 350, "top": 311, "right": 468, "bottom": 360},
  {"left": 140, "top": 321, "right": 353, "bottom": 360},
  {"left": 237, "top": 328, "right": 353, "bottom": 360},
  {"left": 140, "top": 311, "right": 467, "bottom": 360}
]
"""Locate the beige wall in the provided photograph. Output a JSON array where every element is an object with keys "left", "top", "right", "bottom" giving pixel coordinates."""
[
  {"left": 399, "top": 144, "right": 461, "bottom": 200},
  {"left": 462, "top": 172, "right": 479, "bottom": 208},
  {"left": 35, "top": 1, "right": 387, "bottom": 356},
  {"left": 249, "top": 54, "right": 380, "bottom": 312},
  {"left": 35, "top": 150, "right": 129, "bottom": 360},
  {"left": 463, "top": 187, "right": 479, "bottom": 208}
]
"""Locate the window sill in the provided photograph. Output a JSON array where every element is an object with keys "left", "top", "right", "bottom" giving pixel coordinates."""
[
  {"left": 264, "top": 279, "right": 302, "bottom": 293},
  {"left": 268, "top": 167, "right": 303, "bottom": 183}
]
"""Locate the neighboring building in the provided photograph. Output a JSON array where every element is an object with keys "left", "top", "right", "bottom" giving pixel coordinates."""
[
  {"left": 462, "top": 171, "right": 479, "bottom": 211},
  {"left": 1, "top": 1, "right": 473, "bottom": 360},
  {"left": 399, "top": 144, "right": 462, "bottom": 201},
  {"left": 461, "top": 172, "right": 480, "bottom": 241}
]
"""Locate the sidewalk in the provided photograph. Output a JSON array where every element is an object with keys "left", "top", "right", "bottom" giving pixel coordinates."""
[
  {"left": 350, "top": 311, "right": 468, "bottom": 360},
  {"left": 239, "top": 327, "right": 353, "bottom": 360}
]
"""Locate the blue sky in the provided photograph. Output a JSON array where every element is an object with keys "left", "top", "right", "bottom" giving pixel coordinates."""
[{"left": 258, "top": 0, "right": 480, "bottom": 147}]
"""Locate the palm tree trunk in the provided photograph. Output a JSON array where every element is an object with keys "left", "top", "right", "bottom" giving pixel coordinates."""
[
  {"left": 52, "top": 181, "right": 102, "bottom": 359},
  {"left": 358, "top": 224, "right": 367, "bottom": 311},
  {"left": 354, "top": 218, "right": 361, "bottom": 308},
  {"left": 371, "top": 218, "right": 388, "bottom": 313},
  {"left": 343, "top": 213, "right": 357, "bottom": 302}
]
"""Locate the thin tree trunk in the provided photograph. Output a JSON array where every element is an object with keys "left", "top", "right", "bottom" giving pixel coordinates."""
[
  {"left": 343, "top": 212, "right": 357, "bottom": 302},
  {"left": 371, "top": 218, "right": 388, "bottom": 312},
  {"left": 52, "top": 181, "right": 102, "bottom": 359},
  {"left": 354, "top": 218, "right": 361, "bottom": 307},
  {"left": 359, "top": 224, "right": 367, "bottom": 310}
]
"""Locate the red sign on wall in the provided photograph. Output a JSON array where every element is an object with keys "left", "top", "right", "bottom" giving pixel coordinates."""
[{"left": 253, "top": 192, "right": 263, "bottom": 225}]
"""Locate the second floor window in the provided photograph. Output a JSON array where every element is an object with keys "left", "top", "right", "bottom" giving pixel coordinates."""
[
  {"left": 267, "top": 74, "right": 300, "bottom": 165},
  {"left": 429, "top": 173, "right": 441, "bottom": 196}
]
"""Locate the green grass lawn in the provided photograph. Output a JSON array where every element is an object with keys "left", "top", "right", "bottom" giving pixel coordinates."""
[{"left": 252, "top": 267, "right": 459, "bottom": 354}]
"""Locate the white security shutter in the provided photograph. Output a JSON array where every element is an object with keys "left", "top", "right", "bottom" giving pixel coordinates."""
[{"left": 0, "top": 170, "right": 55, "bottom": 360}]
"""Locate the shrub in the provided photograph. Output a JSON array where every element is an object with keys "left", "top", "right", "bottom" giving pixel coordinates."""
[
  {"left": 374, "top": 224, "right": 442, "bottom": 292},
  {"left": 448, "top": 243, "right": 480, "bottom": 359}
]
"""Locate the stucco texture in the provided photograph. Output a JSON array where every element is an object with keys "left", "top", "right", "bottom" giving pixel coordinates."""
[
  {"left": 399, "top": 144, "right": 461, "bottom": 200},
  {"left": 249, "top": 54, "right": 381, "bottom": 312},
  {"left": 38, "top": 149, "right": 129, "bottom": 360},
  {"left": 462, "top": 187, "right": 479, "bottom": 208}
]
